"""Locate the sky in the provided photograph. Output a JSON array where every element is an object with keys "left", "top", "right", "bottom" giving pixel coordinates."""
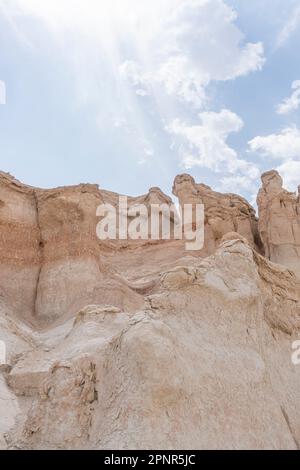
[{"left": 0, "top": 0, "right": 300, "bottom": 206}]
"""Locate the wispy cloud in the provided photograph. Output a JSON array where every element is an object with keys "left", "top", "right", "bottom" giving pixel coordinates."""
[
  {"left": 220, "top": 175, "right": 258, "bottom": 194},
  {"left": 277, "top": 160, "right": 300, "bottom": 191},
  {"left": 276, "top": 80, "right": 300, "bottom": 114},
  {"left": 276, "top": 4, "right": 300, "bottom": 48}
]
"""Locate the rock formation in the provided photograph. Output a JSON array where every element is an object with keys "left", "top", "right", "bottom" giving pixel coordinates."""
[
  {"left": 173, "top": 174, "right": 264, "bottom": 255},
  {"left": 0, "top": 170, "right": 300, "bottom": 450},
  {"left": 257, "top": 170, "right": 300, "bottom": 278}
]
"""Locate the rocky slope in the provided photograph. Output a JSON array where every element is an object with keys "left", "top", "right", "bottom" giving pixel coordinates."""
[{"left": 0, "top": 170, "right": 300, "bottom": 450}]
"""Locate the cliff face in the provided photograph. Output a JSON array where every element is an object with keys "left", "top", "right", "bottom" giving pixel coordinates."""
[
  {"left": 0, "top": 170, "right": 300, "bottom": 450},
  {"left": 257, "top": 170, "right": 300, "bottom": 278},
  {"left": 173, "top": 173, "right": 263, "bottom": 255},
  {"left": 0, "top": 173, "right": 40, "bottom": 323}
]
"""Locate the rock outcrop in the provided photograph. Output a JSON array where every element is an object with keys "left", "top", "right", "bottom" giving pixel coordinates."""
[
  {"left": 257, "top": 170, "right": 300, "bottom": 278},
  {"left": 0, "top": 173, "right": 40, "bottom": 324},
  {"left": 173, "top": 174, "right": 264, "bottom": 255},
  {"left": 0, "top": 170, "right": 300, "bottom": 450}
]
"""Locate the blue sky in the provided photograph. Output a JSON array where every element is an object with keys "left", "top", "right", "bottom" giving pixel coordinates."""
[{"left": 0, "top": 0, "right": 300, "bottom": 204}]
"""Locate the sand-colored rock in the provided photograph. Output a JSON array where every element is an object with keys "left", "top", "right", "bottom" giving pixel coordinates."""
[
  {"left": 173, "top": 174, "right": 263, "bottom": 255},
  {"left": 0, "top": 173, "right": 40, "bottom": 324},
  {"left": 0, "top": 171, "right": 300, "bottom": 450},
  {"left": 257, "top": 170, "right": 300, "bottom": 278},
  {"left": 3, "top": 236, "right": 300, "bottom": 450}
]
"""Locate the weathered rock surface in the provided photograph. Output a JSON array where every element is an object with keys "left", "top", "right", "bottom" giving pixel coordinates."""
[
  {"left": 173, "top": 174, "right": 264, "bottom": 255},
  {"left": 0, "top": 171, "right": 300, "bottom": 450},
  {"left": 257, "top": 170, "right": 300, "bottom": 278}
]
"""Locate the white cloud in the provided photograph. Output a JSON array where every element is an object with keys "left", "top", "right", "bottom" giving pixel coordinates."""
[
  {"left": 276, "top": 4, "right": 300, "bottom": 48},
  {"left": 3, "top": 0, "right": 265, "bottom": 114},
  {"left": 119, "top": 0, "right": 265, "bottom": 108},
  {"left": 277, "top": 161, "right": 300, "bottom": 191},
  {"left": 249, "top": 125, "right": 300, "bottom": 193},
  {"left": 158, "top": 0, "right": 264, "bottom": 91},
  {"left": 167, "top": 109, "right": 243, "bottom": 172},
  {"left": 119, "top": 61, "right": 148, "bottom": 87},
  {"left": 157, "top": 56, "right": 208, "bottom": 108},
  {"left": 2, "top": 0, "right": 265, "bottom": 189},
  {"left": 118, "top": 62, "right": 151, "bottom": 97},
  {"left": 167, "top": 109, "right": 259, "bottom": 180},
  {"left": 249, "top": 127, "right": 300, "bottom": 160},
  {"left": 220, "top": 175, "right": 258, "bottom": 193},
  {"left": 277, "top": 80, "right": 300, "bottom": 114}
]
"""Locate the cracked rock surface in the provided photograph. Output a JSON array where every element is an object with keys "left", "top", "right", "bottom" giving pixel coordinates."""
[{"left": 0, "top": 171, "right": 300, "bottom": 449}]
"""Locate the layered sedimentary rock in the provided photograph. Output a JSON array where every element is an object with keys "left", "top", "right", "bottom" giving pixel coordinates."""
[
  {"left": 0, "top": 170, "right": 300, "bottom": 450},
  {"left": 0, "top": 173, "right": 181, "bottom": 325},
  {"left": 0, "top": 173, "right": 144, "bottom": 325},
  {"left": 257, "top": 170, "right": 300, "bottom": 278},
  {"left": 0, "top": 173, "right": 40, "bottom": 323},
  {"left": 173, "top": 174, "right": 263, "bottom": 255}
]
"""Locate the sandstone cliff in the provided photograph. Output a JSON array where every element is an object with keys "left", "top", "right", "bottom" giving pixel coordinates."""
[
  {"left": 0, "top": 170, "right": 300, "bottom": 450},
  {"left": 173, "top": 173, "right": 263, "bottom": 254},
  {"left": 257, "top": 170, "right": 300, "bottom": 278}
]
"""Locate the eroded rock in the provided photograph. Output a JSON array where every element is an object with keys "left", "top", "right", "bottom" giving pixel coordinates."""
[
  {"left": 0, "top": 171, "right": 300, "bottom": 450},
  {"left": 173, "top": 174, "right": 263, "bottom": 255},
  {"left": 257, "top": 170, "right": 300, "bottom": 278}
]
